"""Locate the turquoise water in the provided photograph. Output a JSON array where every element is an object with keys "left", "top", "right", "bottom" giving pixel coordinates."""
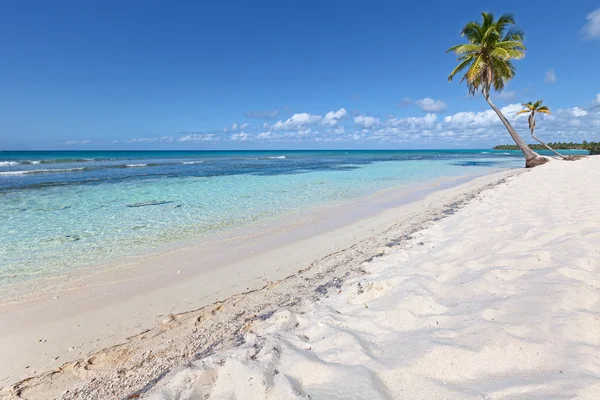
[{"left": 0, "top": 150, "right": 580, "bottom": 286}]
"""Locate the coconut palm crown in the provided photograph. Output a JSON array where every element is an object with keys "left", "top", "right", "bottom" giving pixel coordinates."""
[
  {"left": 447, "top": 12, "right": 526, "bottom": 98},
  {"left": 517, "top": 100, "right": 550, "bottom": 134}
]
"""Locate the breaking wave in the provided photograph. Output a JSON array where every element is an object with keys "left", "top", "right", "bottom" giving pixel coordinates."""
[{"left": 0, "top": 168, "right": 85, "bottom": 176}]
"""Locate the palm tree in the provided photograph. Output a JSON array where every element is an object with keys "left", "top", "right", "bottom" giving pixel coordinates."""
[
  {"left": 447, "top": 12, "right": 548, "bottom": 167},
  {"left": 517, "top": 100, "right": 565, "bottom": 159}
]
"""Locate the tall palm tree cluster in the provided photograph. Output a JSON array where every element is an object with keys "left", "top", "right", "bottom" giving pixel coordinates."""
[{"left": 447, "top": 12, "right": 549, "bottom": 167}]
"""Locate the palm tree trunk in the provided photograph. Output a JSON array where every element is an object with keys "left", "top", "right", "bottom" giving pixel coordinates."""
[
  {"left": 483, "top": 93, "right": 548, "bottom": 168},
  {"left": 530, "top": 132, "right": 566, "bottom": 159}
]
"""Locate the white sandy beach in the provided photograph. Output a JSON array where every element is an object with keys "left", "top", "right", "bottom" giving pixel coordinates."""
[
  {"left": 145, "top": 157, "right": 600, "bottom": 399},
  {"left": 2, "top": 157, "right": 599, "bottom": 399}
]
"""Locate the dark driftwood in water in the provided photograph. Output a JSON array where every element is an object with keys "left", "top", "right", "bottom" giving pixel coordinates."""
[{"left": 126, "top": 201, "right": 175, "bottom": 208}]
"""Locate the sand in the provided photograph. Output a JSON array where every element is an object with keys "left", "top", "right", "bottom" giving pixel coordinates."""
[
  {"left": 145, "top": 157, "right": 600, "bottom": 399},
  {"left": 2, "top": 157, "right": 599, "bottom": 399}
]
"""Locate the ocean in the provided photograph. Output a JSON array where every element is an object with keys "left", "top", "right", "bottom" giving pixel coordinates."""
[{"left": 0, "top": 149, "right": 576, "bottom": 287}]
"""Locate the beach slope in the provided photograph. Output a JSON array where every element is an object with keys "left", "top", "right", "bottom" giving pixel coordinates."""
[{"left": 146, "top": 157, "right": 600, "bottom": 399}]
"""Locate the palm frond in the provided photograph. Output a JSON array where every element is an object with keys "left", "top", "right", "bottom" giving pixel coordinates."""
[
  {"left": 490, "top": 57, "right": 513, "bottom": 78},
  {"left": 497, "top": 13, "right": 515, "bottom": 26},
  {"left": 465, "top": 54, "right": 485, "bottom": 84},
  {"left": 448, "top": 57, "right": 473, "bottom": 82},
  {"left": 446, "top": 43, "right": 479, "bottom": 54},
  {"left": 461, "top": 21, "right": 483, "bottom": 42},
  {"left": 490, "top": 47, "right": 511, "bottom": 60},
  {"left": 482, "top": 12, "right": 495, "bottom": 32},
  {"left": 537, "top": 106, "right": 551, "bottom": 114},
  {"left": 503, "top": 27, "right": 525, "bottom": 42},
  {"left": 481, "top": 24, "right": 500, "bottom": 43},
  {"left": 503, "top": 49, "right": 526, "bottom": 60},
  {"left": 496, "top": 40, "right": 526, "bottom": 50}
]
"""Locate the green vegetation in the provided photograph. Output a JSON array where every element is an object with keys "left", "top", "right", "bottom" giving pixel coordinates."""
[
  {"left": 586, "top": 142, "right": 600, "bottom": 155},
  {"left": 494, "top": 142, "right": 600, "bottom": 155},
  {"left": 447, "top": 12, "right": 548, "bottom": 167}
]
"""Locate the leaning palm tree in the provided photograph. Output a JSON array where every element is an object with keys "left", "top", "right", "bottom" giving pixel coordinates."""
[
  {"left": 517, "top": 100, "right": 565, "bottom": 159},
  {"left": 447, "top": 12, "right": 548, "bottom": 167}
]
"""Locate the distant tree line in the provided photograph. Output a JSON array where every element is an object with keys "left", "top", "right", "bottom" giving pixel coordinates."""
[{"left": 493, "top": 142, "right": 600, "bottom": 155}]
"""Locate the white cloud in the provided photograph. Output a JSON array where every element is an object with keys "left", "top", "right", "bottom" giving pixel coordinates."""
[
  {"left": 229, "top": 123, "right": 250, "bottom": 131},
  {"left": 545, "top": 69, "right": 556, "bottom": 84},
  {"left": 230, "top": 132, "right": 251, "bottom": 141},
  {"left": 68, "top": 95, "right": 600, "bottom": 147},
  {"left": 354, "top": 115, "right": 380, "bottom": 128},
  {"left": 443, "top": 110, "right": 497, "bottom": 127},
  {"left": 177, "top": 134, "right": 217, "bottom": 142},
  {"left": 501, "top": 103, "right": 527, "bottom": 117},
  {"left": 271, "top": 108, "right": 347, "bottom": 130},
  {"left": 272, "top": 113, "right": 322, "bottom": 130},
  {"left": 257, "top": 131, "right": 273, "bottom": 139},
  {"left": 441, "top": 104, "right": 525, "bottom": 129},
  {"left": 328, "top": 126, "right": 345, "bottom": 135},
  {"left": 582, "top": 8, "right": 600, "bottom": 39},
  {"left": 415, "top": 97, "right": 447, "bottom": 113},
  {"left": 297, "top": 128, "right": 312, "bottom": 136},
  {"left": 350, "top": 107, "right": 560, "bottom": 144},
  {"left": 322, "top": 108, "right": 347, "bottom": 126},
  {"left": 131, "top": 138, "right": 158, "bottom": 143},
  {"left": 386, "top": 113, "right": 438, "bottom": 128},
  {"left": 571, "top": 107, "right": 588, "bottom": 117},
  {"left": 434, "top": 100, "right": 600, "bottom": 144},
  {"left": 264, "top": 99, "right": 600, "bottom": 145}
]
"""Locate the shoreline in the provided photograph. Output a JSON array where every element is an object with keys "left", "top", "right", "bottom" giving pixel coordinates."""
[
  {"left": 0, "top": 167, "right": 507, "bottom": 305},
  {"left": 0, "top": 167, "right": 521, "bottom": 398}
]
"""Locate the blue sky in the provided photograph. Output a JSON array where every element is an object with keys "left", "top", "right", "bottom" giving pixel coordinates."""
[{"left": 1, "top": 0, "right": 599, "bottom": 150}]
